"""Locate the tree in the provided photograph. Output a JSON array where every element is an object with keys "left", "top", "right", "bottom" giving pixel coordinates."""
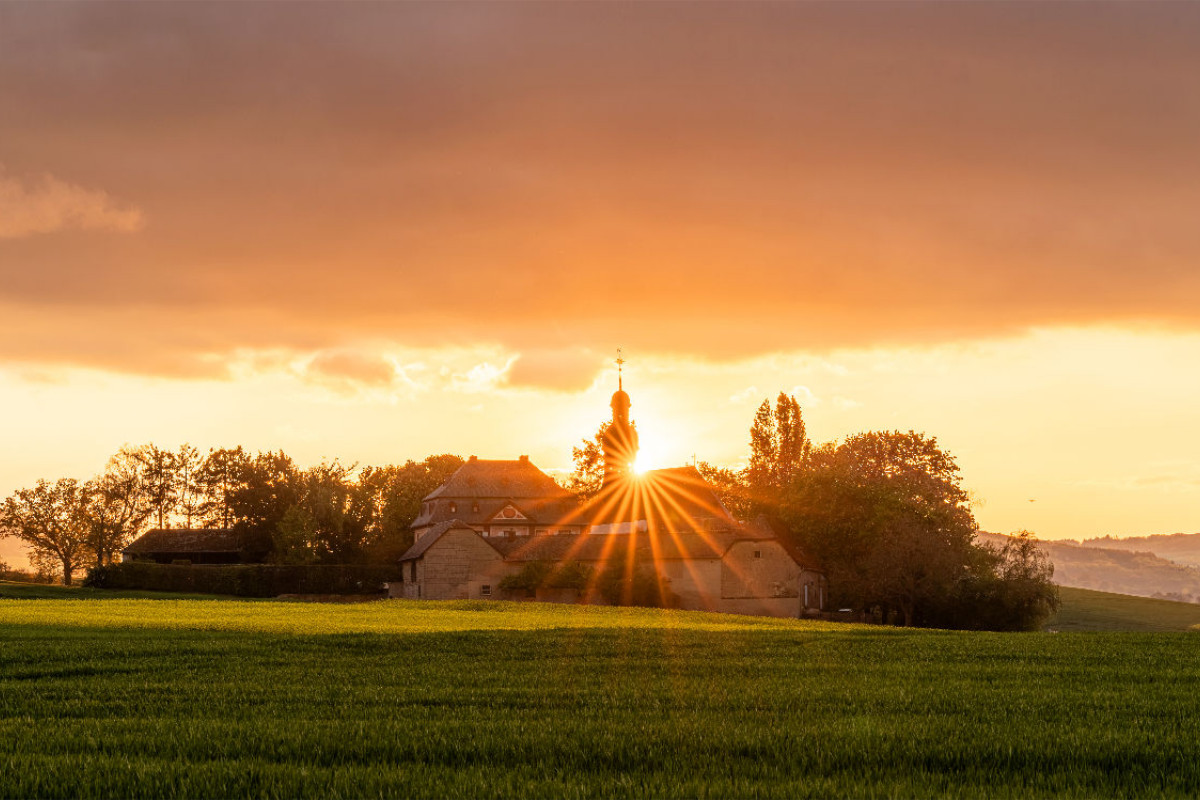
[
  {"left": 82, "top": 473, "right": 149, "bottom": 569},
  {"left": 747, "top": 393, "right": 811, "bottom": 512},
  {"left": 746, "top": 400, "right": 776, "bottom": 494},
  {"left": 227, "top": 450, "right": 300, "bottom": 541},
  {"left": 355, "top": 454, "right": 465, "bottom": 562},
  {"left": 281, "top": 461, "right": 366, "bottom": 564},
  {"left": 964, "top": 531, "right": 1060, "bottom": 631},
  {"left": 569, "top": 422, "right": 612, "bottom": 500},
  {"left": 137, "top": 444, "right": 180, "bottom": 529},
  {"left": 782, "top": 431, "right": 978, "bottom": 626},
  {"left": 696, "top": 461, "right": 752, "bottom": 521},
  {"left": 0, "top": 479, "right": 91, "bottom": 585},
  {"left": 175, "top": 444, "right": 204, "bottom": 529},
  {"left": 196, "top": 447, "right": 250, "bottom": 529}
]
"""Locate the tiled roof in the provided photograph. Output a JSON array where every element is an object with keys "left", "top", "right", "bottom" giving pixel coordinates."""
[
  {"left": 580, "top": 465, "right": 733, "bottom": 527},
  {"left": 424, "top": 457, "right": 570, "bottom": 501},
  {"left": 398, "top": 519, "right": 497, "bottom": 562},
  {"left": 123, "top": 528, "right": 252, "bottom": 555},
  {"left": 488, "top": 528, "right": 775, "bottom": 563},
  {"left": 413, "top": 496, "right": 584, "bottom": 530}
]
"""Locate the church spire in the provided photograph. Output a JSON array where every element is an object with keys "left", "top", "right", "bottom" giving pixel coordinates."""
[{"left": 602, "top": 349, "right": 638, "bottom": 486}]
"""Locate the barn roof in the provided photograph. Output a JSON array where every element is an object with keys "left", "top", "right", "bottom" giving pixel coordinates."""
[
  {"left": 398, "top": 519, "right": 496, "bottom": 562},
  {"left": 123, "top": 528, "right": 250, "bottom": 555}
]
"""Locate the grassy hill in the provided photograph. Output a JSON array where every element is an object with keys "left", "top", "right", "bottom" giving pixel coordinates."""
[
  {"left": 2, "top": 585, "right": 1199, "bottom": 798},
  {"left": 1080, "top": 532, "right": 1200, "bottom": 568},
  {"left": 978, "top": 531, "right": 1200, "bottom": 601},
  {"left": 1050, "top": 586, "right": 1200, "bottom": 632}
]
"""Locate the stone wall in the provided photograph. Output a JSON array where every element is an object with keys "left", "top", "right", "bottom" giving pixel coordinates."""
[
  {"left": 657, "top": 558, "right": 723, "bottom": 612},
  {"left": 720, "top": 540, "right": 801, "bottom": 600},
  {"left": 418, "top": 528, "right": 512, "bottom": 600}
]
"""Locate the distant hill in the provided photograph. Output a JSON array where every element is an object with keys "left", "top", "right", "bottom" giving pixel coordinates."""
[
  {"left": 1078, "top": 532, "right": 1200, "bottom": 568},
  {"left": 1050, "top": 587, "right": 1200, "bottom": 632},
  {"left": 978, "top": 532, "right": 1200, "bottom": 603}
]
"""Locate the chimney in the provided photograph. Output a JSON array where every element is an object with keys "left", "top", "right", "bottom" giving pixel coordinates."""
[
  {"left": 519, "top": 455, "right": 529, "bottom": 463},
  {"left": 469, "top": 455, "right": 477, "bottom": 462}
]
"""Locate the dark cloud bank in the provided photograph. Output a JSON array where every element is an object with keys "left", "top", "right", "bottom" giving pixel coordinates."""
[{"left": 2, "top": 2, "right": 1200, "bottom": 383}]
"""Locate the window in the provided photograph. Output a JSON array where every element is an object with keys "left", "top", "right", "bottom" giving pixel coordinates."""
[
  {"left": 449, "top": 502, "right": 457, "bottom": 514},
  {"left": 472, "top": 502, "right": 479, "bottom": 513},
  {"left": 409, "top": 561, "right": 417, "bottom": 582},
  {"left": 505, "top": 529, "right": 516, "bottom": 540},
  {"left": 753, "top": 550, "right": 762, "bottom": 559},
  {"left": 481, "top": 585, "right": 491, "bottom": 597}
]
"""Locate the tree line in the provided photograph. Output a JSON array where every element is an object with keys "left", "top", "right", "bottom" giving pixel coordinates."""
[
  {"left": 0, "top": 444, "right": 463, "bottom": 585},
  {"left": 707, "top": 394, "right": 1058, "bottom": 630}
]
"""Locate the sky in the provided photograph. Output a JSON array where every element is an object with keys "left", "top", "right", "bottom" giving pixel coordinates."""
[{"left": 3, "top": 2, "right": 1200, "bottom": 567}]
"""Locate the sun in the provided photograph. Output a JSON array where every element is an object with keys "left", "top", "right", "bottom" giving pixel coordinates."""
[{"left": 631, "top": 438, "right": 670, "bottom": 475}]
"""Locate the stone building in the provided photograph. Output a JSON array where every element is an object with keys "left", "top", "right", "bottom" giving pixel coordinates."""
[{"left": 394, "top": 372, "right": 826, "bottom": 618}]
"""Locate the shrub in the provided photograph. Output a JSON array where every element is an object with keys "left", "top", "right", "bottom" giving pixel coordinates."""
[{"left": 83, "top": 562, "right": 400, "bottom": 597}]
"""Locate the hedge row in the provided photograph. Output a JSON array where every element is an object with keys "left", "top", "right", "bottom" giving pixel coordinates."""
[{"left": 84, "top": 562, "right": 401, "bottom": 597}]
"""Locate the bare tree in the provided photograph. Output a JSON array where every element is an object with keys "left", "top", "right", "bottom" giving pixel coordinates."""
[{"left": 175, "top": 444, "right": 203, "bottom": 529}]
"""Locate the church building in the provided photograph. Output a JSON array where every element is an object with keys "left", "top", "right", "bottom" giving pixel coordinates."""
[{"left": 393, "top": 367, "right": 826, "bottom": 618}]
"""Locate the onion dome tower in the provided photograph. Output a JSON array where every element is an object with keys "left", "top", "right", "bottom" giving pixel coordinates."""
[{"left": 602, "top": 350, "right": 639, "bottom": 487}]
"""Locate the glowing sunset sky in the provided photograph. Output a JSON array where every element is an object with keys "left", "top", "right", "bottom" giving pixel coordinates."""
[{"left": 3, "top": 2, "right": 1200, "bottom": 567}]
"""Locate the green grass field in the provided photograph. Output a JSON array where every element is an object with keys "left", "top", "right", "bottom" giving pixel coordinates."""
[
  {"left": 1, "top": 585, "right": 1198, "bottom": 798},
  {"left": 1050, "top": 586, "right": 1200, "bottom": 632}
]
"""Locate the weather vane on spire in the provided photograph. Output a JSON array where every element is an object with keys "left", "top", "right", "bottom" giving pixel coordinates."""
[{"left": 616, "top": 348, "right": 625, "bottom": 391}]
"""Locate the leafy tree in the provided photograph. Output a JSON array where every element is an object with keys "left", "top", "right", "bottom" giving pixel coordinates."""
[
  {"left": 0, "top": 479, "right": 91, "bottom": 585},
  {"left": 284, "top": 461, "right": 367, "bottom": 564},
  {"left": 696, "top": 461, "right": 752, "bottom": 521},
  {"left": 783, "top": 431, "right": 978, "bottom": 626},
  {"left": 747, "top": 393, "right": 811, "bottom": 511},
  {"left": 355, "top": 454, "right": 465, "bottom": 563},
  {"left": 227, "top": 450, "right": 301, "bottom": 544},
  {"left": 569, "top": 422, "right": 611, "bottom": 500},
  {"left": 960, "top": 531, "right": 1060, "bottom": 631},
  {"left": 196, "top": 447, "right": 250, "bottom": 529},
  {"left": 272, "top": 505, "right": 320, "bottom": 565}
]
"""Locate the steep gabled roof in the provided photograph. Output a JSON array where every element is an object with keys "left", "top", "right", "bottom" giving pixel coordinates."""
[
  {"left": 399, "top": 519, "right": 501, "bottom": 562},
  {"left": 424, "top": 457, "right": 570, "bottom": 501}
]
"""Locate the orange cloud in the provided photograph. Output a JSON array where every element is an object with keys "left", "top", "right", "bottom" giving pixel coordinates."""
[
  {"left": 3, "top": 3, "right": 1200, "bottom": 376},
  {"left": 0, "top": 167, "right": 143, "bottom": 238},
  {"left": 305, "top": 350, "right": 396, "bottom": 389}
]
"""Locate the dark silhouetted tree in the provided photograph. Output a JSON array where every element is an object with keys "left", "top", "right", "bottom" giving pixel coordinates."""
[
  {"left": 0, "top": 479, "right": 91, "bottom": 585},
  {"left": 175, "top": 444, "right": 204, "bottom": 529}
]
